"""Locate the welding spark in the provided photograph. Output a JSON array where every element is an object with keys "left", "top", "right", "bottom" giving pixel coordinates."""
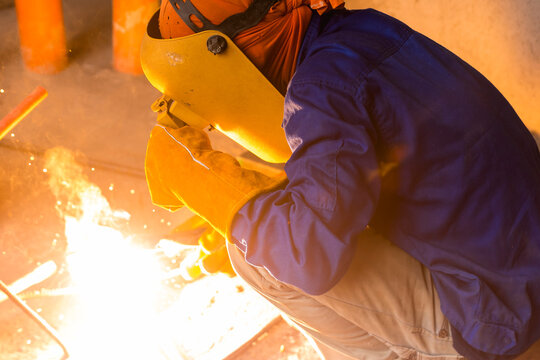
[
  {"left": 40, "top": 147, "right": 255, "bottom": 360},
  {"left": 41, "top": 147, "right": 185, "bottom": 359}
]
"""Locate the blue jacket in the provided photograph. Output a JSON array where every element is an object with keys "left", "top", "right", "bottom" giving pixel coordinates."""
[{"left": 231, "top": 9, "right": 540, "bottom": 359}]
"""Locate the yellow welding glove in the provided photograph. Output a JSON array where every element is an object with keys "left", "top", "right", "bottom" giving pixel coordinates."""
[
  {"left": 167, "top": 214, "right": 235, "bottom": 278},
  {"left": 199, "top": 230, "right": 236, "bottom": 277},
  {"left": 178, "top": 227, "right": 236, "bottom": 280},
  {"left": 145, "top": 125, "right": 287, "bottom": 241}
]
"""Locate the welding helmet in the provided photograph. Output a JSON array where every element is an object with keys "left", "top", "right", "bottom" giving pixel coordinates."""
[{"left": 140, "top": 0, "right": 292, "bottom": 164}]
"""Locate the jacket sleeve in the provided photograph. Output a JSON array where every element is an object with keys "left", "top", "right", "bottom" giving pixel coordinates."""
[{"left": 231, "top": 80, "right": 381, "bottom": 295}]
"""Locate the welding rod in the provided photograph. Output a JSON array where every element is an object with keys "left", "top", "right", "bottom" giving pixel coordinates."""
[
  {"left": 0, "top": 86, "right": 48, "bottom": 140},
  {"left": 0, "top": 260, "right": 57, "bottom": 304},
  {"left": 0, "top": 279, "right": 70, "bottom": 359}
]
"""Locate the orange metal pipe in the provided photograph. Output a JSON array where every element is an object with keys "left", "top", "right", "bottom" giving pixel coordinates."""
[
  {"left": 113, "top": 0, "right": 159, "bottom": 74},
  {"left": 15, "top": 0, "right": 67, "bottom": 74},
  {"left": 0, "top": 86, "right": 48, "bottom": 140}
]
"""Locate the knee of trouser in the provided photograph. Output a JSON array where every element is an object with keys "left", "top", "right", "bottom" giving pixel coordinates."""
[
  {"left": 226, "top": 241, "right": 267, "bottom": 291},
  {"left": 226, "top": 241, "right": 293, "bottom": 298}
]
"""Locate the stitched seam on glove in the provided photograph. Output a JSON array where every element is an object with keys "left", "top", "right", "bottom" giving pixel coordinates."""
[{"left": 156, "top": 125, "right": 210, "bottom": 170}]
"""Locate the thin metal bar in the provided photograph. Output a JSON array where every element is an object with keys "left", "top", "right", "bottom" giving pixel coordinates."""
[
  {"left": 0, "top": 279, "right": 70, "bottom": 359},
  {"left": 0, "top": 86, "right": 48, "bottom": 140},
  {"left": 0, "top": 261, "right": 57, "bottom": 304}
]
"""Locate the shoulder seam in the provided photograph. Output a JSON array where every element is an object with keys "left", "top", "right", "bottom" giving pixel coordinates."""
[
  {"left": 362, "top": 30, "right": 414, "bottom": 83},
  {"left": 291, "top": 29, "right": 415, "bottom": 95}
]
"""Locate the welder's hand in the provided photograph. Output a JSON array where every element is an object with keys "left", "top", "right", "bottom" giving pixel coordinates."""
[
  {"left": 145, "top": 125, "right": 287, "bottom": 240},
  {"left": 179, "top": 226, "right": 236, "bottom": 280},
  {"left": 198, "top": 227, "right": 235, "bottom": 276}
]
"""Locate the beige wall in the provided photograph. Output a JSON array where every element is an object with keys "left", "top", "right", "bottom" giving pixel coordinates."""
[{"left": 346, "top": 0, "right": 540, "bottom": 134}]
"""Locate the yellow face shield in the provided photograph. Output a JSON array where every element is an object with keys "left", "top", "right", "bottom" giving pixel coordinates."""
[{"left": 140, "top": 11, "right": 291, "bottom": 164}]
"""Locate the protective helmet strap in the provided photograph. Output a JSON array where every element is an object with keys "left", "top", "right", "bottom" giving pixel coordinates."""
[{"left": 168, "top": 0, "right": 279, "bottom": 39}]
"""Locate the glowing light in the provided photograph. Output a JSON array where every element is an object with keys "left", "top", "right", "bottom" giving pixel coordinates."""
[
  {"left": 130, "top": 189, "right": 135, "bottom": 194},
  {"left": 0, "top": 89, "right": 4, "bottom": 93},
  {"left": 40, "top": 146, "right": 266, "bottom": 360},
  {"left": 42, "top": 147, "right": 176, "bottom": 359},
  {"left": 108, "top": 184, "right": 114, "bottom": 191},
  {"left": 91, "top": 167, "right": 95, "bottom": 172},
  {"left": 62, "top": 216, "right": 165, "bottom": 359},
  {"left": 42, "top": 168, "right": 48, "bottom": 173},
  {"left": 10, "top": 133, "right": 15, "bottom": 137},
  {"left": 30, "top": 155, "right": 35, "bottom": 161}
]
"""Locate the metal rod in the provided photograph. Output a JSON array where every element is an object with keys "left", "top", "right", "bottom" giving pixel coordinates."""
[
  {"left": 0, "top": 279, "right": 70, "bottom": 359},
  {"left": 0, "top": 260, "right": 57, "bottom": 304},
  {"left": 0, "top": 86, "right": 48, "bottom": 140}
]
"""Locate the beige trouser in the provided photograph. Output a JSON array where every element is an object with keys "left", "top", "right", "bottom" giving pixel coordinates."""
[{"left": 227, "top": 229, "right": 465, "bottom": 360}]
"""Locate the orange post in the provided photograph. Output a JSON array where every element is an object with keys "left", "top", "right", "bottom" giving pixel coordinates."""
[
  {"left": 113, "top": 0, "right": 159, "bottom": 74},
  {"left": 0, "top": 86, "right": 48, "bottom": 140},
  {"left": 15, "top": 0, "right": 67, "bottom": 74}
]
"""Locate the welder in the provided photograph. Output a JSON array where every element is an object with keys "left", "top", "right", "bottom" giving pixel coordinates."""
[{"left": 141, "top": 1, "right": 540, "bottom": 359}]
